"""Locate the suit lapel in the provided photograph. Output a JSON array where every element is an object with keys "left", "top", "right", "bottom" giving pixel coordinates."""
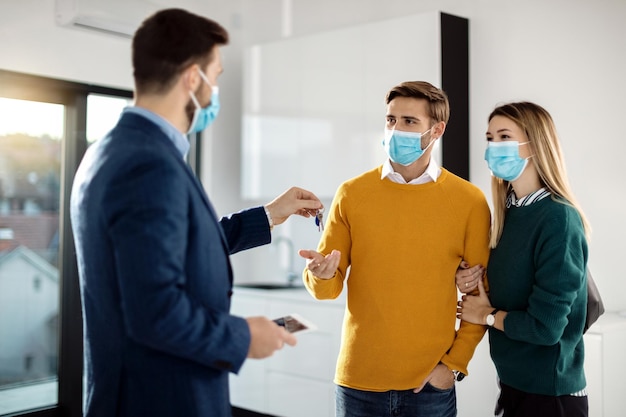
[{"left": 117, "top": 113, "right": 231, "bottom": 251}]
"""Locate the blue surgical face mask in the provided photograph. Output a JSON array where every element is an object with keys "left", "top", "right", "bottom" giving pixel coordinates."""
[
  {"left": 484, "top": 141, "right": 530, "bottom": 181},
  {"left": 382, "top": 128, "right": 433, "bottom": 166},
  {"left": 187, "top": 69, "right": 220, "bottom": 134}
]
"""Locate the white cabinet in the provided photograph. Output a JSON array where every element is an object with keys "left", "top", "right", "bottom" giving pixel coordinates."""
[
  {"left": 229, "top": 293, "right": 268, "bottom": 411},
  {"left": 230, "top": 288, "right": 498, "bottom": 417},
  {"left": 457, "top": 312, "right": 626, "bottom": 417},
  {"left": 583, "top": 312, "right": 626, "bottom": 417},
  {"left": 229, "top": 287, "right": 345, "bottom": 417},
  {"left": 231, "top": 290, "right": 625, "bottom": 417}
]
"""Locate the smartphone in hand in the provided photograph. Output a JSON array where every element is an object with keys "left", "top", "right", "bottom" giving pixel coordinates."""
[{"left": 273, "top": 313, "right": 317, "bottom": 334}]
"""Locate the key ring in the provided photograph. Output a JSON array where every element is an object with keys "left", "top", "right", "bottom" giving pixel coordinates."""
[{"left": 315, "top": 207, "right": 325, "bottom": 232}]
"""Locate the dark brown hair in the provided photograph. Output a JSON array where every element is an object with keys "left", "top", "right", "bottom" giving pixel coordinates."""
[
  {"left": 385, "top": 81, "right": 450, "bottom": 124},
  {"left": 132, "top": 8, "right": 229, "bottom": 94}
]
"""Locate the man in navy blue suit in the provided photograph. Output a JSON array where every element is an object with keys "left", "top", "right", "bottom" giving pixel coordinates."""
[{"left": 70, "top": 8, "right": 323, "bottom": 417}]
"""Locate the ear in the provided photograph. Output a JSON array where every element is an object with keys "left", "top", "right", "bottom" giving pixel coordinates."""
[
  {"left": 432, "top": 121, "right": 446, "bottom": 140},
  {"left": 182, "top": 64, "right": 201, "bottom": 91}
]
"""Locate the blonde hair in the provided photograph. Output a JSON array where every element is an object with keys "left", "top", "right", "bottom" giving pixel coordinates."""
[{"left": 489, "top": 102, "right": 591, "bottom": 248}]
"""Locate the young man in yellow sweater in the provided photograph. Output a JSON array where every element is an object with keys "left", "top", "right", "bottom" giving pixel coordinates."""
[{"left": 299, "top": 81, "right": 491, "bottom": 417}]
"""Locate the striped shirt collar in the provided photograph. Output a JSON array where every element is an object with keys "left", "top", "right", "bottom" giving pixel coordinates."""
[{"left": 506, "top": 187, "right": 551, "bottom": 208}]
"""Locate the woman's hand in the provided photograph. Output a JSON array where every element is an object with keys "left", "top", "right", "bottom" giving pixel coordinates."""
[
  {"left": 455, "top": 260, "right": 485, "bottom": 293},
  {"left": 457, "top": 278, "right": 493, "bottom": 325}
]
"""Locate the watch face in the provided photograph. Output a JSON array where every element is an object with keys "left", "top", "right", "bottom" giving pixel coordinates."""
[{"left": 486, "top": 314, "right": 495, "bottom": 326}]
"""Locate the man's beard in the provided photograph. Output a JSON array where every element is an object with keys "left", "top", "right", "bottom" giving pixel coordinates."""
[{"left": 185, "top": 96, "right": 196, "bottom": 130}]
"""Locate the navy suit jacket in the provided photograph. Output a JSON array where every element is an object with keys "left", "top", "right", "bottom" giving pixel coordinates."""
[{"left": 70, "top": 112, "right": 270, "bottom": 417}]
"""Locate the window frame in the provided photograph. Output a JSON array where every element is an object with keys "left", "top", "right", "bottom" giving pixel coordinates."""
[{"left": 0, "top": 69, "right": 202, "bottom": 417}]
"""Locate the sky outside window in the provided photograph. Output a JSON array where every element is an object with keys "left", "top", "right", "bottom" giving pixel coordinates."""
[{"left": 87, "top": 94, "right": 132, "bottom": 143}]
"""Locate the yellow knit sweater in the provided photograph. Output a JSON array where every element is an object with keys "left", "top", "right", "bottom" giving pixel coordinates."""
[{"left": 304, "top": 166, "right": 491, "bottom": 391}]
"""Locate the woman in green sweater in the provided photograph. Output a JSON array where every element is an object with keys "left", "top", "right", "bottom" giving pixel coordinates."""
[{"left": 457, "top": 102, "right": 591, "bottom": 417}]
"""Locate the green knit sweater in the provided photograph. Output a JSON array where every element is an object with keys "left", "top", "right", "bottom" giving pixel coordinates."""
[{"left": 488, "top": 196, "right": 588, "bottom": 395}]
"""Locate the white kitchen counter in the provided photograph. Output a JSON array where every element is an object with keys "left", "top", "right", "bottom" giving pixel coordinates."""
[
  {"left": 232, "top": 284, "right": 346, "bottom": 305},
  {"left": 230, "top": 284, "right": 346, "bottom": 417}
]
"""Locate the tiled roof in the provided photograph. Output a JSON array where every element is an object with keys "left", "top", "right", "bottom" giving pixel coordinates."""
[{"left": 0, "top": 213, "right": 58, "bottom": 251}]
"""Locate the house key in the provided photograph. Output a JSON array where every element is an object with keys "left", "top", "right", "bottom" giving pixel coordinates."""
[{"left": 315, "top": 208, "right": 325, "bottom": 232}]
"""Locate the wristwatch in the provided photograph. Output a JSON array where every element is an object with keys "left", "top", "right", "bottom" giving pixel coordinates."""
[
  {"left": 486, "top": 308, "right": 500, "bottom": 327},
  {"left": 452, "top": 370, "right": 466, "bottom": 382}
]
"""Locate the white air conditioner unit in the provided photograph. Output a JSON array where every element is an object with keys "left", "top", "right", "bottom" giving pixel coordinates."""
[{"left": 55, "top": 0, "right": 157, "bottom": 38}]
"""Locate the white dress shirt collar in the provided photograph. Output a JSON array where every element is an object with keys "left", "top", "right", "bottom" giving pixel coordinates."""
[{"left": 381, "top": 157, "right": 441, "bottom": 185}]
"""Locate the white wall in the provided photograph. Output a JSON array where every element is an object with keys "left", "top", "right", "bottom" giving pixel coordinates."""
[
  {"left": 0, "top": 0, "right": 133, "bottom": 89},
  {"left": 225, "top": 0, "right": 626, "bottom": 314},
  {"left": 1, "top": 0, "right": 624, "bottom": 313}
]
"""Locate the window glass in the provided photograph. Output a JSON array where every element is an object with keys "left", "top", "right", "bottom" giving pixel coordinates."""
[
  {"left": 87, "top": 94, "right": 131, "bottom": 144},
  {"left": 0, "top": 97, "right": 63, "bottom": 414}
]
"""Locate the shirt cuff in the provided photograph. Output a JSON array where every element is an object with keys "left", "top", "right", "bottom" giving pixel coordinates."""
[{"left": 263, "top": 206, "right": 273, "bottom": 231}]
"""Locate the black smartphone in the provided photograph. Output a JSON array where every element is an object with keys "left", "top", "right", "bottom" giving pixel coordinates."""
[{"left": 273, "top": 313, "right": 317, "bottom": 333}]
